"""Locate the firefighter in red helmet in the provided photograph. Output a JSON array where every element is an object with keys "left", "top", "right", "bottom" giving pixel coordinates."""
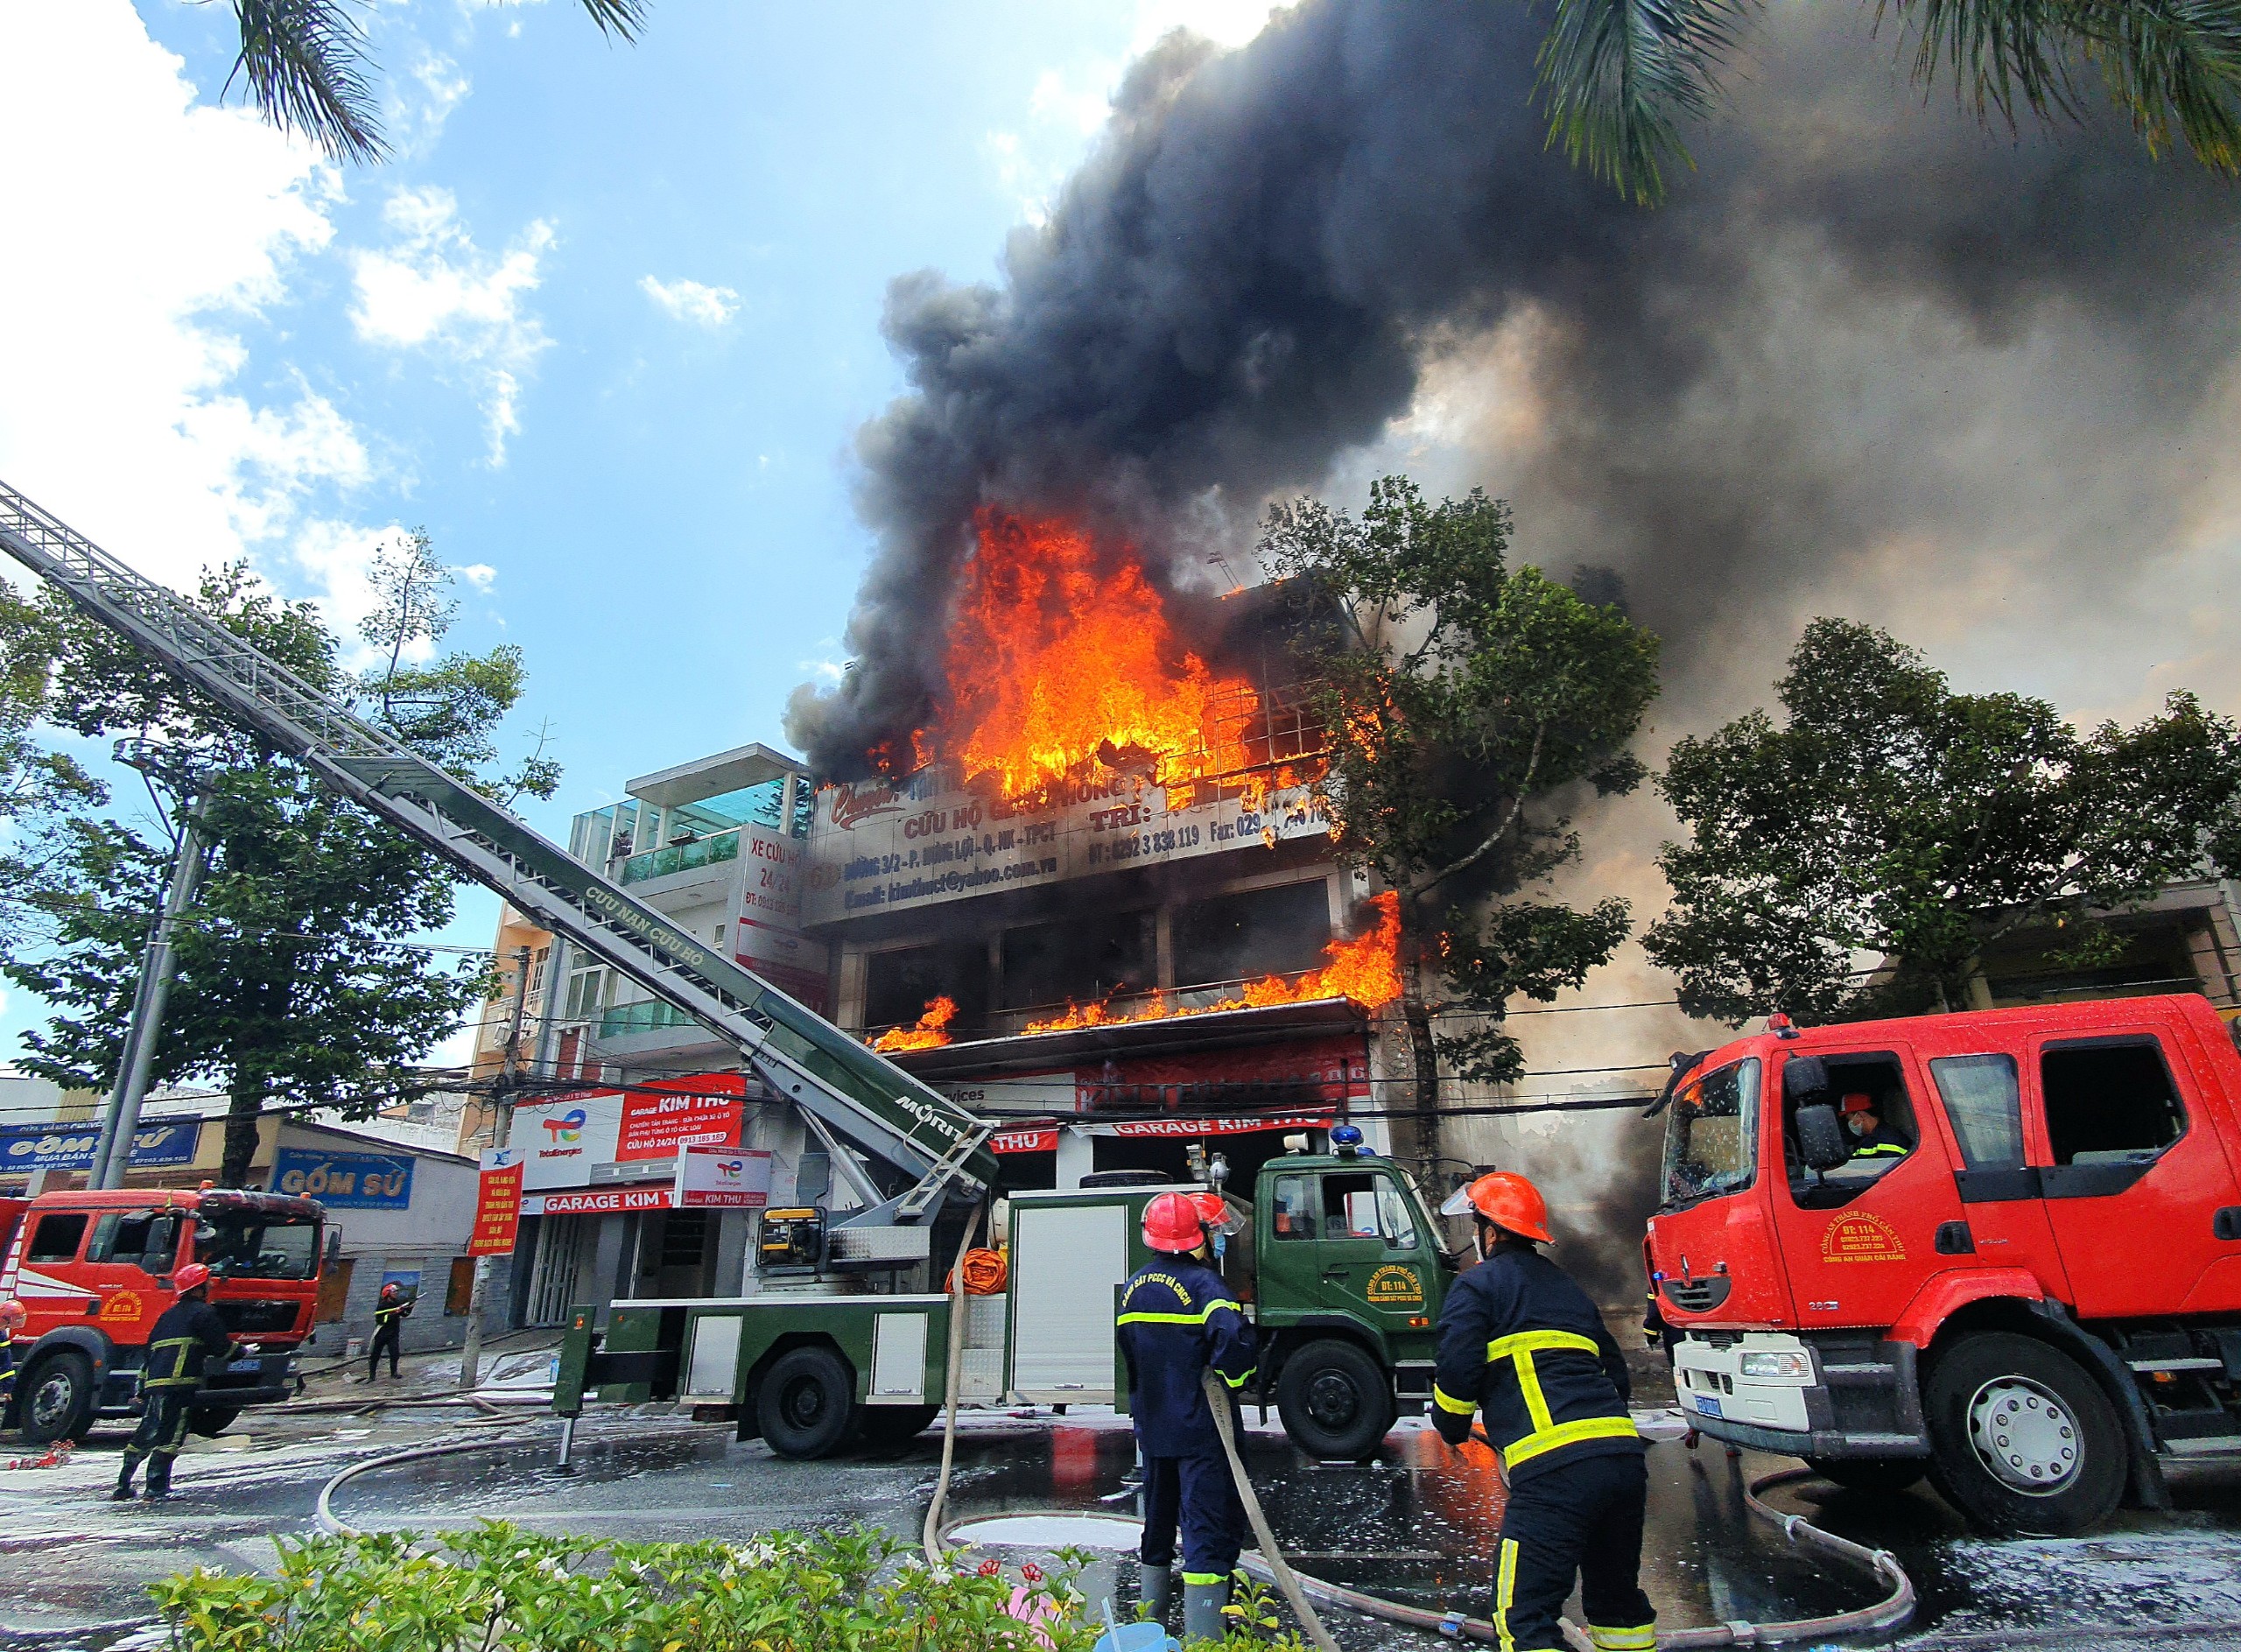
[
  {"left": 115, "top": 1262, "right": 233, "bottom": 1501},
  {"left": 1431, "top": 1171, "right": 1653, "bottom": 1652},
  {"left": 1116, "top": 1189, "right": 1256, "bottom": 1641}
]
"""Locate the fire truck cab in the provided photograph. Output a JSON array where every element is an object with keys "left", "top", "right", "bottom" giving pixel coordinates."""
[
  {"left": 0, "top": 1186, "right": 327, "bottom": 1443},
  {"left": 1648, "top": 994, "right": 2241, "bottom": 1535}
]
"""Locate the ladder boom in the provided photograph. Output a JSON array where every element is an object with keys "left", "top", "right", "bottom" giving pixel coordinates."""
[{"left": 0, "top": 480, "right": 998, "bottom": 1206}]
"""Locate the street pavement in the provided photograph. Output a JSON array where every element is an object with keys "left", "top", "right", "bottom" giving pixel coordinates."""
[{"left": 4, "top": 1340, "right": 2238, "bottom": 1650}]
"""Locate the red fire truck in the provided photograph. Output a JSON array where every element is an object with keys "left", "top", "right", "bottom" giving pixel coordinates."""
[
  {"left": 0, "top": 1186, "right": 327, "bottom": 1443},
  {"left": 1647, "top": 994, "right": 2241, "bottom": 1535}
]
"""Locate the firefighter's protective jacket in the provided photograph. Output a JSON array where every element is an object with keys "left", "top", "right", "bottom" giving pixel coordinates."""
[
  {"left": 1116, "top": 1256, "right": 1257, "bottom": 1457},
  {"left": 144, "top": 1297, "right": 232, "bottom": 1389},
  {"left": 1431, "top": 1242, "right": 1642, "bottom": 1482}
]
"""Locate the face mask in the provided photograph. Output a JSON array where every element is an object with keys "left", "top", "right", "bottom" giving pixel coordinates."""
[{"left": 1846, "top": 1114, "right": 1872, "bottom": 1136}]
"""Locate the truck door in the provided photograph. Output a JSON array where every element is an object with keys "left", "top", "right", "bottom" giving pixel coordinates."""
[
  {"left": 2030, "top": 1027, "right": 2241, "bottom": 1318},
  {"left": 1296, "top": 1167, "right": 1434, "bottom": 1331},
  {"left": 1908, "top": 1038, "right": 2072, "bottom": 1299},
  {"left": 81, "top": 1208, "right": 185, "bottom": 1345},
  {"left": 1767, "top": 1044, "right": 1967, "bottom": 1332}
]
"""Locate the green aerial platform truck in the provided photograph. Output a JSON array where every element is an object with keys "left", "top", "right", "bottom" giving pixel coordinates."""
[
  {"left": 556, "top": 1137, "right": 1455, "bottom": 1461},
  {"left": 0, "top": 480, "right": 1448, "bottom": 1467}
]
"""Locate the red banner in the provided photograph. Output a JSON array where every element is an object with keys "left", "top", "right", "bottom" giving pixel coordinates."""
[
  {"left": 989, "top": 1126, "right": 1060, "bottom": 1154},
  {"left": 530, "top": 1184, "right": 674, "bottom": 1216},
  {"left": 615, "top": 1072, "right": 745, "bottom": 1162},
  {"left": 468, "top": 1152, "right": 525, "bottom": 1255},
  {"left": 1104, "top": 1114, "right": 1334, "bottom": 1139}
]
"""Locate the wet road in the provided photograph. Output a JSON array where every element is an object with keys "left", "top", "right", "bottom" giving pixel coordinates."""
[{"left": 5, "top": 1407, "right": 2240, "bottom": 1649}]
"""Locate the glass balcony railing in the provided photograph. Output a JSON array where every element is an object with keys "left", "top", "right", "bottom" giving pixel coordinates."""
[
  {"left": 619, "top": 827, "right": 741, "bottom": 884},
  {"left": 599, "top": 999, "right": 700, "bottom": 1038}
]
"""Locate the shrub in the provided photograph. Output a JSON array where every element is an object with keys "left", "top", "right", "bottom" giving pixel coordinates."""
[{"left": 148, "top": 1524, "right": 1302, "bottom": 1652}]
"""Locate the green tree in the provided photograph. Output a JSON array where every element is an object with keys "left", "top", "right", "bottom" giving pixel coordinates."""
[
  {"left": 1644, "top": 616, "right": 2241, "bottom": 1024},
  {"left": 4, "top": 545, "right": 558, "bottom": 1184},
  {"left": 1535, "top": 0, "right": 2241, "bottom": 206},
  {"left": 220, "top": 1, "right": 646, "bottom": 165},
  {"left": 1261, "top": 476, "right": 1661, "bottom": 1183}
]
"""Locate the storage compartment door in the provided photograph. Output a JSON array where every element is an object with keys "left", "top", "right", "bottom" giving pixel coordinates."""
[
  {"left": 1010, "top": 1203, "right": 1127, "bottom": 1402},
  {"left": 870, "top": 1311, "right": 931, "bottom": 1401},
  {"left": 685, "top": 1313, "right": 743, "bottom": 1400}
]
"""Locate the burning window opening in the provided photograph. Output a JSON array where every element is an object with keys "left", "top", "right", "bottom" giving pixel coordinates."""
[
  {"left": 869, "top": 995, "right": 959, "bottom": 1052},
  {"left": 1025, "top": 891, "right": 1402, "bottom": 1033},
  {"left": 899, "top": 510, "right": 1328, "bottom": 809}
]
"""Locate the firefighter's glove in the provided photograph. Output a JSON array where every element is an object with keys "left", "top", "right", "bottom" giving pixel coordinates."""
[{"left": 1431, "top": 1406, "right": 1473, "bottom": 1448}]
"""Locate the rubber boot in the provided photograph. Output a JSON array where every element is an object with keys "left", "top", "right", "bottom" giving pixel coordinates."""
[
  {"left": 1138, "top": 1564, "right": 1172, "bottom": 1620},
  {"left": 1182, "top": 1579, "right": 1229, "bottom": 1644}
]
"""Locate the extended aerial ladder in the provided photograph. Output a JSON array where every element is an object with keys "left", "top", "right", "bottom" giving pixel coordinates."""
[{"left": 0, "top": 481, "right": 997, "bottom": 1240}]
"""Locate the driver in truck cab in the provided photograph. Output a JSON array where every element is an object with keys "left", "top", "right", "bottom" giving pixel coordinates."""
[
  {"left": 1431, "top": 1171, "right": 1654, "bottom": 1652},
  {"left": 1840, "top": 1093, "right": 1910, "bottom": 1162},
  {"left": 1116, "top": 1190, "right": 1257, "bottom": 1645}
]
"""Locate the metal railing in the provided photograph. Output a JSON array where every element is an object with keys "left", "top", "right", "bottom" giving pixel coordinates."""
[{"left": 619, "top": 828, "right": 740, "bottom": 885}]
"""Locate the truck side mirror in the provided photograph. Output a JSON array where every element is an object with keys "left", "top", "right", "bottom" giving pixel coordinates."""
[
  {"left": 1783, "top": 1056, "right": 1829, "bottom": 1099},
  {"left": 1796, "top": 1104, "right": 1850, "bottom": 1171},
  {"left": 326, "top": 1228, "right": 343, "bottom": 1264}
]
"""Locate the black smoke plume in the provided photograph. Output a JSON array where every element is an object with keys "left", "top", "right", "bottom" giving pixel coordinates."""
[{"left": 784, "top": 0, "right": 2241, "bottom": 778}]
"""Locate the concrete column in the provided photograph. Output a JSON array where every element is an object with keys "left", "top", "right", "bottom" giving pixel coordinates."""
[
  {"left": 1057, "top": 1126, "right": 1094, "bottom": 1190},
  {"left": 713, "top": 1211, "right": 750, "bottom": 1295}
]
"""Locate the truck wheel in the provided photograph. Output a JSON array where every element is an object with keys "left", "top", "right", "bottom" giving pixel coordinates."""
[
  {"left": 1924, "top": 1332, "right": 2125, "bottom": 1536},
  {"left": 20, "top": 1352, "right": 96, "bottom": 1445},
  {"left": 189, "top": 1405, "right": 242, "bottom": 1438},
  {"left": 1804, "top": 1456, "right": 1927, "bottom": 1495},
  {"left": 857, "top": 1404, "right": 939, "bottom": 1448},
  {"left": 756, "top": 1346, "right": 856, "bottom": 1459},
  {"left": 1276, "top": 1339, "right": 1393, "bottom": 1460}
]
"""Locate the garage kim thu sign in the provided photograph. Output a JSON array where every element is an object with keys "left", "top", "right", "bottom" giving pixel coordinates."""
[{"left": 675, "top": 1144, "right": 773, "bottom": 1209}]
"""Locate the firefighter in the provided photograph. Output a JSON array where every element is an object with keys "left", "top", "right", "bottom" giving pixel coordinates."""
[
  {"left": 115, "top": 1262, "right": 231, "bottom": 1501},
  {"left": 1840, "top": 1093, "right": 1909, "bottom": 1161},
  {"left": 367, "top": 1279, "right": 411, "bottom": 1381},
  {"left": 1431, "top": 1172, "right": 1653, "bottom": 1652},
  {"left": 0, "top": 1297, "right": 24, "bottom": 1415},
  {"left": 1116, "top": 1189, "right": 1257, "bottom": 1642}
]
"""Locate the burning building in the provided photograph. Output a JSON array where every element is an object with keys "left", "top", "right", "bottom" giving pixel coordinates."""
[{"left": 804, "top": 510, "right": 1403, "bottom": 1192}]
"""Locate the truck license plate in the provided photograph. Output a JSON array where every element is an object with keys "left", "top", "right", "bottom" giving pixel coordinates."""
[
  {"left": 1694, "top": 1395, "right": 1723, "bottom": 1419},
  {"left": 227, "top": 1357, "right": 263, "bottom": 1373}
]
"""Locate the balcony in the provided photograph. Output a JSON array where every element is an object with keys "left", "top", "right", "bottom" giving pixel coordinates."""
[
  {"left": 619, "top": 827, "right": 740, "bottom": 885},
  {"left": 599, "top": 999, "right": 700, "bottom": 1038}
]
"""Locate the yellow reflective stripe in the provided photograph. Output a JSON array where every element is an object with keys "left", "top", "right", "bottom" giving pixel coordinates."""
[
  {"left": 1514, "top": 1350, "right": 1555, "bottom": 1432},
  {"left": 1494, "top": 1538, "right": 1518, "bottom": 1652},
  {"left": 147, "top": 1336, "right": 202, "bottom": 1385},
  {"left": 1181, "top": 1571, "right": 1227, "bottom": 1585},
  {"left": 1486, "top": 1330, "right": 1601, "bottom": 1362},
  {"left": 1117, "top": 1298, "right": 1241, "bottom": 1327},
  {"left": 1501, "top": 1414, "right": 1640, "bottom": 1470},
  {"left": 1432, "top": 1383, "right": 1477, "bottom": 1416},
  {"left": 1586, "top": 1626, "right": 1657, "bottom": 1650},
  {"left": 1221, "top": 1367, "right": 1256, "bottom": 1388}
]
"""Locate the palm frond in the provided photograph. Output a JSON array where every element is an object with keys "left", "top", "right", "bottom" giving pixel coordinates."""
[
  {"left": 1882, "top": 0, "right": 2241, "bottom": 176},
  {"left": 579, "top": 0, "right": 650, "bottom": 42},
  {"left": 228, "top": 0, "right": 386, "bottom": 165},
  {"left": 1533, "top": 0, "right": 1755, "bottom": 206},
  {"left": 2084, "top": 0, "right": 2241, "bottom": 172}
]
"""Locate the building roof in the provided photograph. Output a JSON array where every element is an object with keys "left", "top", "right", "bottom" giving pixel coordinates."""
[{"left": 629, "top": 742, "right": 808, "bottom": 807}]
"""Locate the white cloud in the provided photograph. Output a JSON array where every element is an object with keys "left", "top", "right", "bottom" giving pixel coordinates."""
[
  {"left": 458, "top": 563, "right": 498, "bottom": 592},
  {"left": 349, "top": 186, "right": 554, "bottom": 464},
  {"left": 0, "top": 1, "right": 359, "bottom": 590},
  {"left": 390, "top": 52, "right": 473, "bottom": 157},
  {"left": 640, "top": 274, "right": 741, "bottom": 327}
]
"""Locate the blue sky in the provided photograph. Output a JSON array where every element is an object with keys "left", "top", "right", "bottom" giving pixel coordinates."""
[{"left": 0, "top": 0, "right": 1277, "bottom": 1062}]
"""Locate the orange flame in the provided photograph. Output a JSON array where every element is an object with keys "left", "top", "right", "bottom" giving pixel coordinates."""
[
  {"left": 1027, "top": 891, "right": 1402, "bottom": 1032},
  {"left": 871, "top": 995, "right": 958, "bottom": 1052},
  {"left": 943, "top": 510, "right": 1261, "bottom": 803}
]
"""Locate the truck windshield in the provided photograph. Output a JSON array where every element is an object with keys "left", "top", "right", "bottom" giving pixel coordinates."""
[
  {"left": 194, "top": 1212, "right": 320, "bottom": 1280},
  {"left": 1660, "top": 1057, "right": 1760, "bottom": 1209}
]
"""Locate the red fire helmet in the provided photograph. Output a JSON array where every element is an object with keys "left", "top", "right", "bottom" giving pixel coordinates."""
[
  {"left": 0, "top": 1297, "right": 25, "bottom": 1327},
  {"left": 1142, "top": 1191, "right": 1209, "bottom": 1254},
  {"left": 1438, "top": 1170, "right": 1554, "bottom": 1244},
  {"left": 172, "top": 1262, "right": 213, "bottom": 1294},
  {"left": 1191, "top": 1192, "right": 1243, "bottom": 1236},
  {"left": 1840, "top": 1093, "right": 1876, "bottom": 1115}
]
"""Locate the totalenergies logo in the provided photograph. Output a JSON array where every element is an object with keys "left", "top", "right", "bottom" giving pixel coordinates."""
[
  {"left": 714, "top": 1157, "right": 744, "bottom": 1180},
  {"left": 542, "top": 1109, "right": 587, "bottom": 1145}
]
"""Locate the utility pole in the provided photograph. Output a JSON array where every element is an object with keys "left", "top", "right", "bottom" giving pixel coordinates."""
[
  {"left": 89, "top": 792, "right": 211, "bottom": 1190},
  {"left": 460, "top": 943, "right": 531, "bottom": 1390}
]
